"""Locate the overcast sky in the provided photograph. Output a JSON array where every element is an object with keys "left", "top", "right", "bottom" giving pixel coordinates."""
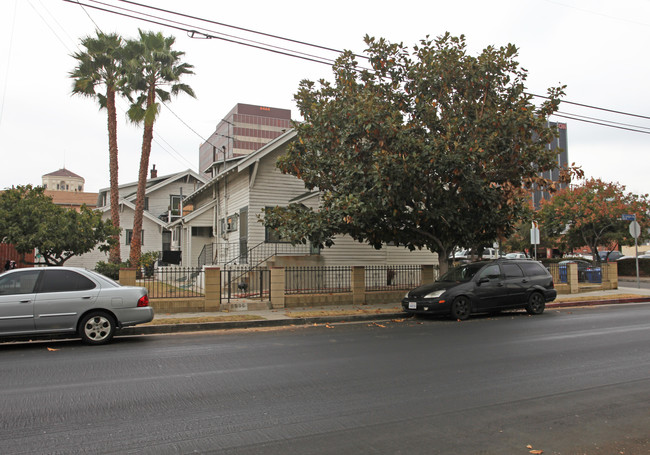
[{"left": 1, "top": 0, "right": 648, "bottom": 196}]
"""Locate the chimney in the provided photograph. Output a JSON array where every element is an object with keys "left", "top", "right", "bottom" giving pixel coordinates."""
[{"left": 150, "top": 164, "right": 157, "bottom": 179}]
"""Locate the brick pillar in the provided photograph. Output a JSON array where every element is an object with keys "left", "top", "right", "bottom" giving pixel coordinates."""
[
  {"left": 204, "top": 266, "right": 221, "bottom": 311},
  {"left": 119, "top": 268, "right": 136, "bottom": 287},
  {"left": 270, "top": 267, "right": 286, "bottom": 309},
  {"left": 352, "top": 266, "right": 365, "bottom": 305},
  {"left": 567, "top": 262, "right": 579, "bottom": 294},
  {"left": 421, "top": 265, "right": 436, "bottom": 285},
  {"left": 603, "top": 262, "right": 618, "bottom": 290}
]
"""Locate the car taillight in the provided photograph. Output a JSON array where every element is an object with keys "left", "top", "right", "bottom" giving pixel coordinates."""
[{"left": 137, "top": 295, "right": 150, "bottom": 307}]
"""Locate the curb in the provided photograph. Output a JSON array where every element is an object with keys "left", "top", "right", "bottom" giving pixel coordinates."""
[
  {"left": 121, "top": 297, "right": 650, "bottom": 336},
  {"left": 120, "top": 312, "right": 407, "bottom": 336}
]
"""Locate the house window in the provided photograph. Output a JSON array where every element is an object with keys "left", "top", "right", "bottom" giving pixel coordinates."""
[
  {"left": 144, "top": 197, "right": 149, "bottom": 211},
  {"left": 170, "top": 195, "right": 181, "bottom": 216},
  {"left": 264, "top": 206, "right": 287, "bottom": 243},
  {"left": 125, "top": 229, "right": 145, "bottom": 245}
]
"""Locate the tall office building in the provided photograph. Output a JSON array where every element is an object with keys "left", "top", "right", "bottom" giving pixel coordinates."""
[
  {"left": 199, "top": 103, "right": 292, "bottom": 178},
  {"left": 532, "top": 122, "right": 568, "bottom": 210}
]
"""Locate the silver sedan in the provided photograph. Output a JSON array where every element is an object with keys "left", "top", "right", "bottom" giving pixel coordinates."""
[{"left": 0, "top": 267, "right": 154, "bottom": 345}]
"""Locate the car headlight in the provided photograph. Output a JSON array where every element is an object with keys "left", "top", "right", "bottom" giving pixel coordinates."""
[
  {"left": 424, "top": 289, "right": 446, "bottom": 299},
  {"left": 404, "top": 291, "right": 410, "bottom": 299}
]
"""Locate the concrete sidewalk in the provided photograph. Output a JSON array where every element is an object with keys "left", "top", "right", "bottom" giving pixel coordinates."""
[{"left": 120, "top": 282, "right": 650, "bottom": 336}]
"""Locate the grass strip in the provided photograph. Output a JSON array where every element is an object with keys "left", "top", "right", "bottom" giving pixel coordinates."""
[{"left": 144, "top": 314, "right": 265, "bottom": 325}]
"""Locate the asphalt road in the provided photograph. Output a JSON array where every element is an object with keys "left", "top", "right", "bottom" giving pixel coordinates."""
[{"left": 0, "top": 304, "right": 649, "bottom": 455}]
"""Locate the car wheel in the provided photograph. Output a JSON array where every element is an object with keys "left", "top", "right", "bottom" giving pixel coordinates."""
[
  {"left": 525, "top": 292, "right": 545, "bottom": 315},
  {"left": 79, "top": 311, "right": 116, "bottom": 345},
  {"left": 451, "top": 296, "right": 472, "bottom": 320}
]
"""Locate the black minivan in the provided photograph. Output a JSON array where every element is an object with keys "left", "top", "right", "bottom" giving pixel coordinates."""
[{"left": 402, "top": 259, "right": 557, "bottom": 320}]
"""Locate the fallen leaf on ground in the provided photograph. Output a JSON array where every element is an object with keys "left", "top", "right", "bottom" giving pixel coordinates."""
[
  {"left": 391, "top": 319, "right": 405, "bottom": 323},
  {"left": 47, "top": 347, "right": 59, "bottom": 352},
  {"left": 529, "top": 450, "right": 543, "bottom": 454}
]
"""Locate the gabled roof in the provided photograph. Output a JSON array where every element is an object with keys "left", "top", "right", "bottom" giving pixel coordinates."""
[
  {"left": 184, "top": 129, "right": 297, "bottom": 203},
  {"left": 43, "top": 168, "right": 84, "bottom": 180},
  {"left": 98, "top": 169, "right": 207, "bottom": 201},
  {"left": 168, "top": 198, "right": 218, "bottom": 227},
  {"left": 99, "top": 199, "right": 168, "bottom": 228}
]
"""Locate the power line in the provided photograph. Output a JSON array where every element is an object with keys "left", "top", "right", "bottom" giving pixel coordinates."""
[
  {"left": 63, "top": 0, "right": 650, "bottom": 141},
  {"left": 530, "top": 92, "right": 650, "bottom": 121},
  {"left": 556, "top": 111, "right": 650, "bottom": 132},
  {"left": 552, "top": 113, "right": 650, "bottom": 135}
]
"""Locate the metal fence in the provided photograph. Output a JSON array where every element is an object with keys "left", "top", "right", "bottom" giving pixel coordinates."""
[
  {"left": 138, "top": 266, "right": 205, "bottom": 299},
  {"left": 548, "top": 262, "right": 604, "bottom": 284},
  {"left": 221, "top": 266, "right": 270, "bottom": 303},
  {"left": 365, "top": 265, "right": 422, "bottom": 291},
  {"left": 285, "top": 266, "right": 352, "bottom": 295}
]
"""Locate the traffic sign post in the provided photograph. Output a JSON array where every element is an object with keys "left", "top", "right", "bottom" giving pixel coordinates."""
[
  {"left": 530, "top": 221, "right": 540, "bottom": 260},
  {"left": 629, "top": 220, "right": 641, "bottom": 288}
]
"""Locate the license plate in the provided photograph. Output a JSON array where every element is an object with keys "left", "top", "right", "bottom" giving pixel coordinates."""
[{"left": 408, "top": 301, "right": 417, "bottom": 310}]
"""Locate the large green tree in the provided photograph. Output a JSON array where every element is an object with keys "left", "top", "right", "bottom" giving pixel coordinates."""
[
  {"left": 0, "top": 186, "right": 120, "bottom": 266},
  {"left": 264, "top": 33, "right": 573, "bottom": 273},
  {"left": 538, "top": 178, "right": 650, "bottom": 262},
  {"left": 125, "top": 30, "right": 195, "bottom": 266},
  {"left": 70, "top": 31, "right": 128, "bottom": 264}
]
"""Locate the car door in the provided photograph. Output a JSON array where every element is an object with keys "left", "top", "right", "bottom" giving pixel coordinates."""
[
  {"left": 34, "top": 269, "right": 100, "bottom": 332},
  {"left": 0, "top": 270, "right": 41, "bottom": 334},
  {"left": 473, "top": 264, "right": 508, "bottom": 311},
  {"left": 501, "top": 262, "right": 527, "bottom": 306}
]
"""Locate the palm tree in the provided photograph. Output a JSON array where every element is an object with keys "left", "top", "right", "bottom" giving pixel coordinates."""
[
  {"left": 126, "top": 30, "right": 195, "bottom": 266},
  {"left": 70, "top": 31, "right": 127, "bottom": 264}
]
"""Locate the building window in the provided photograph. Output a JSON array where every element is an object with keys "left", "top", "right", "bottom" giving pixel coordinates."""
[
  {"left": 125, "top": 229, "right": 144, "bottom": 245},
  {"left": 264, "top": 206, "right": 287, "bottom": 243},
  {"left": 170, "top": 195, "right": 181, "bottom": 216}
]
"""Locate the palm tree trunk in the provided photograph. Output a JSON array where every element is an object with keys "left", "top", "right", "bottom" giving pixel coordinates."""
[
  {"left": 129, "top": 86, "right": 156, "bottom": 267},
  {"left": 106, "top": 87, "right": 121, "bottom": 264}
]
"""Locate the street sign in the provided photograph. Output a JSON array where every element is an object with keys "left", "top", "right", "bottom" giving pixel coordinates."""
[
  {"left": 622, "top": 214, "right": 636, "bottom": 221},
  {"left": 530, "top": 227, "right": 540, "bottom": 245},
  {"left": 629, "top": 221, "right": 641, "bottom": 238}
]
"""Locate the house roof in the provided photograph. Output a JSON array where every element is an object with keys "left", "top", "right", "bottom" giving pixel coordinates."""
[
  {"left": 98, "top": 169, "right": 207, "bottom": 201},
  {"left": 43, "top": 168, "right": 84, "bottom": 180},
  {"left": 184, "top": 129, "right": 297, "bottom": 203},
  {"left": 44, "top": 190, "right": 98, "bottom": 207},
  {"left": 99, "top": 199, "right": 168, "bottom": 228}
]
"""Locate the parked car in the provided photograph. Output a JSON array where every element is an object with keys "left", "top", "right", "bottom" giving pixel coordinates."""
[
  {"left": 505, "top": 252, "right": 527, "bottom": 259},
  {"left": 0, "top": 267, "right": 153, "bottom": 345},
  {"left": 598, "top": 251, "right": 624, "bottom": 262},
  {"left": 402, "top": 259, "right": 557, "bottom": 320}
]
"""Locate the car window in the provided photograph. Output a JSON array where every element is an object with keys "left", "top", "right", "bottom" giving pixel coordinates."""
[
  {"left": 439, "top": 262, "right": 486, "bottom": 282},
  {"left": 38, "top": 270, "right": 96, "bottom": 293},
  {"left": 518, "top": 261, "right": 548, "bottom": 277},
  {"left": 477, "top": 264, "right": 501, "bottom": 280},
  {"left": 502, "top": 263, "right": 524, "bottom": 278},
  {"left": 0, "top": 270, "right": 41, "bottom": 295}
]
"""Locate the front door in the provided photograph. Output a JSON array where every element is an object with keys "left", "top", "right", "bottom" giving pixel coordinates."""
[{"left": 239, "top": 207, "right": 248, "bottom": 264}]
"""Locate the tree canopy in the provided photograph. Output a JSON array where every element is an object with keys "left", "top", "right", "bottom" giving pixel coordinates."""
[
  {"left": 125, "top": 30, "right": 195, "bottom": 266},
  {"left": 70, "top": 30, "right": 128, "bottom": 264},
  {"left": 0, "top": 186, "right": 120, "bottom": 266},
  {"left": 264, "top": 33, "right": 574, "bottom": 273},
  {"left": 538, "top": 178, "right": 650, "bottom": 262}
]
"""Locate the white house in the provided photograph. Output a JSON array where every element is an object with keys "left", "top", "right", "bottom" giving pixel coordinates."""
[
  {"left": 66, "top": 168, "right": 207, "bottom": 268},
  {"left": 173, "top": 130, "right": 439, "bottom": 268}
]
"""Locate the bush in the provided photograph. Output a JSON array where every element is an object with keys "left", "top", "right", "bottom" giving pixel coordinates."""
[
  {"left": 94, "top": 261, "right": 123, "bottom": 280},
  {"left": 616, "top": 258, "right": 650, "bottom": 277}
]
